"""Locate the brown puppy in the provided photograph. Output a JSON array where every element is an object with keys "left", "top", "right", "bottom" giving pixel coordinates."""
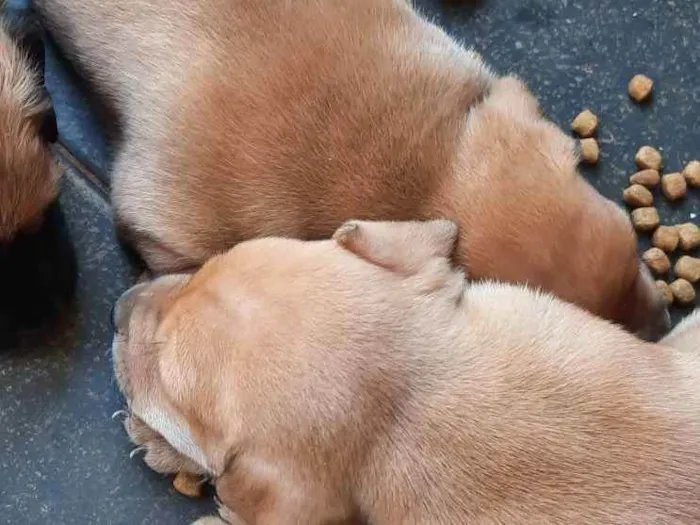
[
  {"left": 0, "top": 7, "right": 74, "bottom": 341},
  {"left": 112, "top": 220, "right": 700, "bottom": 525},
  {"left": 0, "top": 16, "right": 57, "bottom": 242},
  {"left": 36, "top": 0, "right": 667, "bottom": 339}
]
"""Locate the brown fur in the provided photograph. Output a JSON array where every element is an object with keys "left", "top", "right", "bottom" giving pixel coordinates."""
[
  {"left": 112, "top": 220, "right": 700, "bottom": 525},
  {"left": 36, "top": 0, "right": 667, "bottom": 338},
  {"left": 0, "top": 17, "right": 58, "bottom": 241}
]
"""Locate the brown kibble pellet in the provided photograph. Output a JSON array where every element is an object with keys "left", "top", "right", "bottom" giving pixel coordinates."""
[
  {"left": 622, "top": 184, "right": 653, "bottom": 207},
  {"left": 670, "top": 278, "right": 696, "bottom": 305},
  {"left": 173, "top": 471, "right": 203, "bottom": 498},
  {"left": 635, "top": 146, "right": 663, "bottom": 171},
  {"left": 571, "top": 109, "right": 598, "bottom": 137},
  {"left": 628, "top": 74, "right": 654, "bottom": 103},
  {"left": 683, "top": 160, "right": 700, "bottom": 187},
  {"left": 579, "top": 138, "right": 599, "bottom": 164},
  {"left": 661, "top": 172, "right": 687, "bottom": 201},
  {"left": 655, "top": 280, "right": 673, "bottom": 305},
  {"left": 652, "top": 226, "right": 679, "bottom": 253},
  {"left": 642, "top": 247, "right": 670, "bottom": 275},
  {"left": 629, "top": 169, "right": 661, "bottom": 188},
  {"left": 631, "top": 207, "right": 660, "bottom": 232},
  {"left": 675, "top": 256, "right": 700, "bottom": 283},
  {"left": 677, "top": 223, "right": 700, "bottom": 251}
]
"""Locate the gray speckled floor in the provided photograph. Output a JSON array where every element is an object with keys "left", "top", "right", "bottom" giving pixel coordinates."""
[{"left": 0, "top": 0, "right": 698, "bottom": 523}]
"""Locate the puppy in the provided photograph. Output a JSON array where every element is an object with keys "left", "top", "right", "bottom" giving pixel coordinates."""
[
  {"left": 112, "top": 220, "right": 700, "bottom": 525},
  {"left": 36, "top": 0, "right": 668, "bottom": 339},
  {"left": 0, "top": 7, "right": 74, "bottom": 343}
]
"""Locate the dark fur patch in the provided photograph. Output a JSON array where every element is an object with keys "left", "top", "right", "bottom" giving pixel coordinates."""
[{"left": 0, "top": 199, "right": 77, "bottom": 348}]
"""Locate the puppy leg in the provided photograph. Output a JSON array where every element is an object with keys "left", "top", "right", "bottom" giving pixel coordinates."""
[
  {"left": 214, "top": 455, "right": 351, "bottom": 525},
  {"left": 111, "top": 147, "right": 200, "bottom": 274},
  {"left": 661, "top": 310, "right": 700, "bottom": 352}
]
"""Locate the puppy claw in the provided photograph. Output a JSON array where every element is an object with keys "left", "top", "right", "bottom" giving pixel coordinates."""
[
  {"left": 129, "top": 445, "right": 148, "bottom": 459},
  {"left": 111, "top": 409, "right": 129, "bottom": 421}
]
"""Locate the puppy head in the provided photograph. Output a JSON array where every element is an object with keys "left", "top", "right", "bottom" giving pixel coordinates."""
[
  {"left": 111, "top": 220, "right": 461, "bottom": 478},
  {"left": 452, "top": 76, "right": 668, "bottom": 340},
  {"left": 0, "top": 11, "right": 72, "bottom": 343}
]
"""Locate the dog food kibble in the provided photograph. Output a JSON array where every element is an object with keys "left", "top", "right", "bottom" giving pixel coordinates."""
[
  {"left": 683, "top": 160, "right": 700, "bottom": 187},
  {"left": 677, "top": 223, "right": 700, "bottom": 251},
  {"left": 571, "top": 109, "right": 598, "bottom": 137},
  {"left": 173, "top": 471, "right": 203, "bottom": 498},
  {"left": 631, "top": 207, "right": 660, "bottom": 232},
  {"left": 629, "top": 169, "right": 661, "bottom": 188},
  {"left": 635, "top": 146, "right": 663, "bottom": 171},
  {"left": 642, "top": 247, "right": 671, "bottom": 275},
  {"left": 655, "top": 280, "right": 674, "bottom": 305},
  {"left": 670, "top": 278, "right": 696, "bottom": 305},
  {"left": 675, "top": 256, "right": 700, "bottom": 283},
  {"left": 652, "top": 226, "right": 679, "bottom": 253},
  {"left": 579, "top": 138, "right": 599, "bottom": 164},
  {"left": 661, "top": 173, "right": 687, "bottom": 201},
  {"left": 623, "top": 184, "right": 653, "bottom": 207},
  {"left": 628, "top": 74, "right": 654, "bottom": 102}
]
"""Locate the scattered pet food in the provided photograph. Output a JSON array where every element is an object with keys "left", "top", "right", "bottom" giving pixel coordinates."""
[
  {"left": 635, "top": 146, "right": 663, "bottom": 171},
  {"left": 642, "top": 247, "right": 671, "bottom": 275},
  {"left": 571, "top": 109, "right": 598, "bottom": 137},
  {"left": 631, "top": 207, "right": 660, "bottom": 232},
  {"left": 629, "top": 169, "right": 661, "bottom": 188},
  {"left": 661, "top": 173, "right": 687, "bottom": 201},
  {"left": 675, "top": 256, "right": 700, "bottom": 283},
  {"left": 582, "top": 82, "right": 699, "bottom": 313},
  {"left": 655, "top": 280, "right": 674, "bottom": 305},
  {"left": 628, "top": 74, "right": 654, "bottom": 103},
  {"left": 670, "top": 278, "right": 696, "bottom": 305},
  {"left": 579, "top": 138, "right": 599, "bottom": 164},
  {"left": 683, "top": 160, "right": 700, "bottom": 187},
  {"left": 677, "top": 223, "right": 700, "bottom": 251},
  {"left": 623, "top": 184, "right": 653, "bottom": 207},
  {"left": 173, "top": 471, "right": 203, "bottom": 498},
  {"left": 652, "top": 226, "right": 679, "bottom": 253}
]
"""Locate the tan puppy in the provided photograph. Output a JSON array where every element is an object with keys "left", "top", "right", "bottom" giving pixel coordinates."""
[
  {"left": 36, "top": 0, "right": 668, "bottom": 339},
  {"left": 112, "top": 220, "right": 700, "bottom": 525}
]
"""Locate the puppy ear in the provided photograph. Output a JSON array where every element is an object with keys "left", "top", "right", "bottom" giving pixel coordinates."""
[{"left": 333, "top": 219, "right": 458, "bottom": 275}]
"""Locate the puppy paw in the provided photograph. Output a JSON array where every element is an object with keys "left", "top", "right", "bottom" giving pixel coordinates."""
[{"left": 122, "top": 412, "right": 206, "bottom": 476}]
